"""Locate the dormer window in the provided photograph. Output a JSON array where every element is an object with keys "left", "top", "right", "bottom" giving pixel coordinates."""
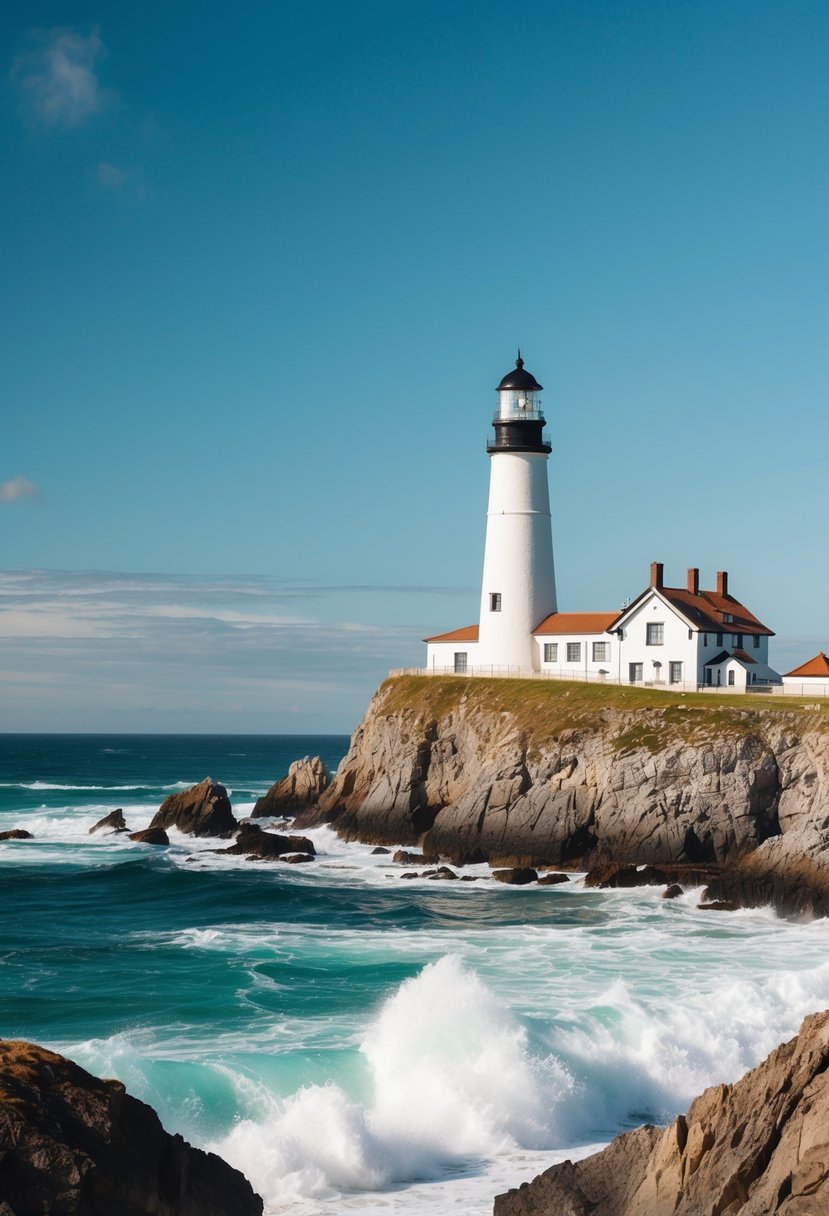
[
  {"left": 723, "top": 612, "right": 734, "bottom": 623},
  {"left": 489, "top": 593, "right": 502, "bottom": 612}
]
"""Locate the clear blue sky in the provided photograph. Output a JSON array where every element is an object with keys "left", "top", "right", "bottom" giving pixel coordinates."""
[{"left": 3, "top": 0, "right": 828, "bottom": 731}]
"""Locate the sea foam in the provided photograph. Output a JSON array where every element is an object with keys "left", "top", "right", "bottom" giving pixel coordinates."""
[{"left": 214, "top": 955, "right": 566, "bottom": 1206}]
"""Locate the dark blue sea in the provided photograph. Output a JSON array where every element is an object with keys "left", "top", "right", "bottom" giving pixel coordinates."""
[{"left": 2, "top": 733, "right": 829, "bottom": 1214}]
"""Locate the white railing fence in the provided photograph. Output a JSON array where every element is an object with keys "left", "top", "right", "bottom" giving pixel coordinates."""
[{"left": 388, "top": 666, "right": 829, "bottom": 699}]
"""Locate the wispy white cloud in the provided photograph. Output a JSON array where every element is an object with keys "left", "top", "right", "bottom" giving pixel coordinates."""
[
  {"left": 97, "top": 161, "right": 145, "bottom": 198},
  {"left": 11, "top": 27, "right": 107, "bottom": 128},
  {"left": 0, "top": 476, "right": 43, "bottom": 504},
  {"left": 0, "top": 569, "right": 462, "bottom": 731}
]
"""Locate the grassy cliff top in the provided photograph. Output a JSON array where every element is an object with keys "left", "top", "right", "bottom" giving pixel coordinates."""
[{"left": 378, "top": 675, "right": 828, "bottom": 752}]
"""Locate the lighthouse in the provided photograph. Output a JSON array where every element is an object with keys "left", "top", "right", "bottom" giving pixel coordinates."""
[{"left": 476, "top": 353, "right": 557, "bottom": 670}]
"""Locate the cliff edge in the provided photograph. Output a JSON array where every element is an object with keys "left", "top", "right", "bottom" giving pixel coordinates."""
[
  {"left": 494, "top": 1008, "right": 829, "bottom": 1216},
  {"left": 296, "top": 676, "right": 829, "bottom": 915}
]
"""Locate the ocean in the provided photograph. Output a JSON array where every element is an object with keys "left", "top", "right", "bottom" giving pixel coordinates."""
[{"left": 2, "top": 732, "right": 829, "bottom": 1215}]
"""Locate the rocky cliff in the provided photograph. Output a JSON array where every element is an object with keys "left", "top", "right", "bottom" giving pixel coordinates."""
[
  {"left": 295, "top": 676, "right": 829, "bottom": 914},
  {"left": 0, "top": 1039, "right": 262, "bottom": 1215},
  {"left": 494, "top": 1008, "right": 829, "bottom": 1216}
]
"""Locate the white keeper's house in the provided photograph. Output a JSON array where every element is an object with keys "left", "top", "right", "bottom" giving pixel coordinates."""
[{"left": 425, "top": 354, "right": 782, "bottom": 691}]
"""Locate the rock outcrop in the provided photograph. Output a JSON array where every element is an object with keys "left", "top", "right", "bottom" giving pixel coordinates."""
[
  {"left": 494, "top": 1008, "right": 829, "bottom": 1216},
  {"left": 217, "top": 822, "right": 316, "bottom": 861},
  {"left": 149, "top": 779, "right": 236, "bottom": 838},
  {"left": 294, "top": 675, "right": 829, "bottom": 915},
  {"left": 0, "top": 828, "right": 33, "bottom": 840},
  {"left": 0, "top": 1039, "right": 262, "bottom": 1215},
  {"left": 251, "top": 756, "right": 329, "bottom": 818},
  {"left": 129, "top": 827, "right": 169, "bottom": 845},
  {"left": 90, "top": 808, "right": 128, "bottom": 834}
]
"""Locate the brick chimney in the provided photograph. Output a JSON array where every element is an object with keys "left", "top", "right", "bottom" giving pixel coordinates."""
[
  {"left": 687, "top": 567, "right": 699, "bottom": 595},
  {"left": 716, "top": 570, "right": 729, "bottom": 597},
  {"left": 650, "top": 561, "right": 664, "bottom": 590}
]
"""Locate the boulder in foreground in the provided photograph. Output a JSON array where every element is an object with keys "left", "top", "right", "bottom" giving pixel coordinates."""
[
  {"left": 495, "top": 1008, "right": 829, "bottom": 1216},
  {"left": 0, "top": 828, "right": 32, "bottom": 841},
  {"left": 0, "top": 1039, "right": 262, "bottom": 1215},
  {"left": 251, "top": 756, "right": 329, "bottom": 818},
  {"left": 149, "top": 778, "right": 236, "bottom": 838}
]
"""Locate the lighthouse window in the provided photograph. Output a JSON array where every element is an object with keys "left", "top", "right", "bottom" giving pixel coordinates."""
[
  {"left": 566, "top": 643, "right": 581, "bottom": 662},
  {"left": 592, "top": 642, "right": 609, "bottom": 662},
  {"left": 646, "top": 623, "right": 664, "bottom": 645},
  {"left": 543, "top": 643, "right": 557, "bottom": 662},
  {"left": 489, "top": 593, "right": 502, "bottom": 612}
]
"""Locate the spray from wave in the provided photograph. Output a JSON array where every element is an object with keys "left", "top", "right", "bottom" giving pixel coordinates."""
[{"left": 213, "top": 955, "right": 568, "bottom": 1205}]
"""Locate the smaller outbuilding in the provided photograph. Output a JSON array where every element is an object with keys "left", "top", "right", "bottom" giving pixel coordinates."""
[{"left": 782, "top": 652, "right": 829, "bottom": 694}]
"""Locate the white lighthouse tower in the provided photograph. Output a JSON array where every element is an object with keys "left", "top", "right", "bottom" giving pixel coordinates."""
[{"left": 476, "top": 353, "right": 557, "bottom": 670}]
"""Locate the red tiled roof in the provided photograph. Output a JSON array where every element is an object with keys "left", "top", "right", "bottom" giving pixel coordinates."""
[
  {"left": 424, "top": 624, "right": 479, "bottom": 643},
  {"left": 784, "top": 651, "right": 829, "bottom": 678},
  {"left": 534, "top": 612, "right": 617, "bottom": 636},
  {"left": 659, "top": 587, "right": 773, "bottom": 635},
  {"left": 612, "top": 586, "right": 773, "bottom": 636}
]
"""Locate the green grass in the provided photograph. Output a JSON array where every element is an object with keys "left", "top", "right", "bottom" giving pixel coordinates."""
[{"left": 377, "top": 675, "right": 827, "bottom": 753}]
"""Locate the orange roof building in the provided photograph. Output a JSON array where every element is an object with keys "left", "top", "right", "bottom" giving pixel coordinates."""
[{"left": 783, "top": 652, "right": 829, "bottom": 679}]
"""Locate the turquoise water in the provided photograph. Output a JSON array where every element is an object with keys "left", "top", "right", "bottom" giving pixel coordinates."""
[{"left": 3, "top": 733, "right": 829, "bottom": 1214}]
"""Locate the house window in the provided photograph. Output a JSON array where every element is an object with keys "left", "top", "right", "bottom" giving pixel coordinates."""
[
  {"left": 753, "top": 634, "right": 760, "bottom": 649},
  {"left": 629, "top": 662, "right": 643, "bottom": 683},
  {"left": 592, "top": 641, "right": 609, "bottom": 662},
  {"left": 543, "top": 643, "right": 557, "bottom": 663},
  {"left": 723, "top": 612, "right": 734, "bottom": 623},
  {"left": 705, "top": 669, "right": 713, "bottom": 685},
  {"left": 646, "top": 622, "right": 664, "bottom": 645},
  {"left": 728, "top": 670, "right": 735, "bottom": 686},
  {"left": 566, "top": 642, "right": 581, "bottom": 662},
  {"left": 669, "top": 661, "right": 682, "bottom": 684},
  {"left": 454, "top": 652, "right": 467, "bottom": 674},
  {"left": 732, "top": 634, "right": 742, "bottom": 648},
  {"left": 489, "top": 593, "right": 501, "bottom": 612},
  {"left": 717, "top": 632, "right": 723, "bottom": 646},
  {"left": 703, "top": 633, "right": 709, "bottom": 646}
]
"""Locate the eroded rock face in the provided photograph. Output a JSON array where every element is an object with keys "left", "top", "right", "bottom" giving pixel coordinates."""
[
  {"left": 252, "top": 756, "right": 329, "bottom": 818},
  {"left": 0, "top": 1039, "right": 263, "bottom": 1216},
  {"left": 494, "top": 1009, "right": 829, "bottom": 1216},
  {"left": 294, "top": 678, "right": 829, "bottom": 915},
  {"left": 149, "top": 778, "right": 236, "bottom": 838}
]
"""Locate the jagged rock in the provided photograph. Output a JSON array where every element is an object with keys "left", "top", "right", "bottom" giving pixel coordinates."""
[
  {"left": 538, "top": 872, "right": 570, "bottom": 886},
  {"left": 149, "top": 779, "right": 236, "bottom": 838},
  {"left": 129, "top": 828, "right": 169, "bottom": 845},
  {"left": 0, "top": 828, "right": 32, "bottom": 840},
  {"left": 492, "top": 867, "right": 538, "bottom": 885},
  {"left": 217, "top": 823, "right": 315, "bottom": 861},
  {"left": 662, "top": 883, "right": 683, "bottom": 899},
  {"left": 251, "top": 756, "right": 329, "bottom": 818},
  {"left": 392, "top": 849, "right": 427, "bottom": 864},
  {"left": 702, "top": 828, "right": 829, "bottom": 919},
  {"left": 90, "top": 808, "right": 128, "bottom": 835},
  {"left": 427, "top": 866, "right": 458, "bottom": 880},
  {"left": 494, "top": 1009, "right": 829, "bottom": 1216},
  {"left": 0, "top": 1039, "right": 262, "bottom": 1216},
  {"left": 698, "top": 900, "right": 739, "bottom": 912},
  {"left": 400, "top": 872, "right": 420, "bottom": 879},
  {"left": 280, "top": 853, "right": 315, "bottom": 864}
]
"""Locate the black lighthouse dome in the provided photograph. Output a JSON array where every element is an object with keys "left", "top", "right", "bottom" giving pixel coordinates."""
[
  {"left": 488, "top": 351, "right": 551, "bottom": 456},
  {"left": 497, "top": 354, "right": 543, "bottom": 393}
]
